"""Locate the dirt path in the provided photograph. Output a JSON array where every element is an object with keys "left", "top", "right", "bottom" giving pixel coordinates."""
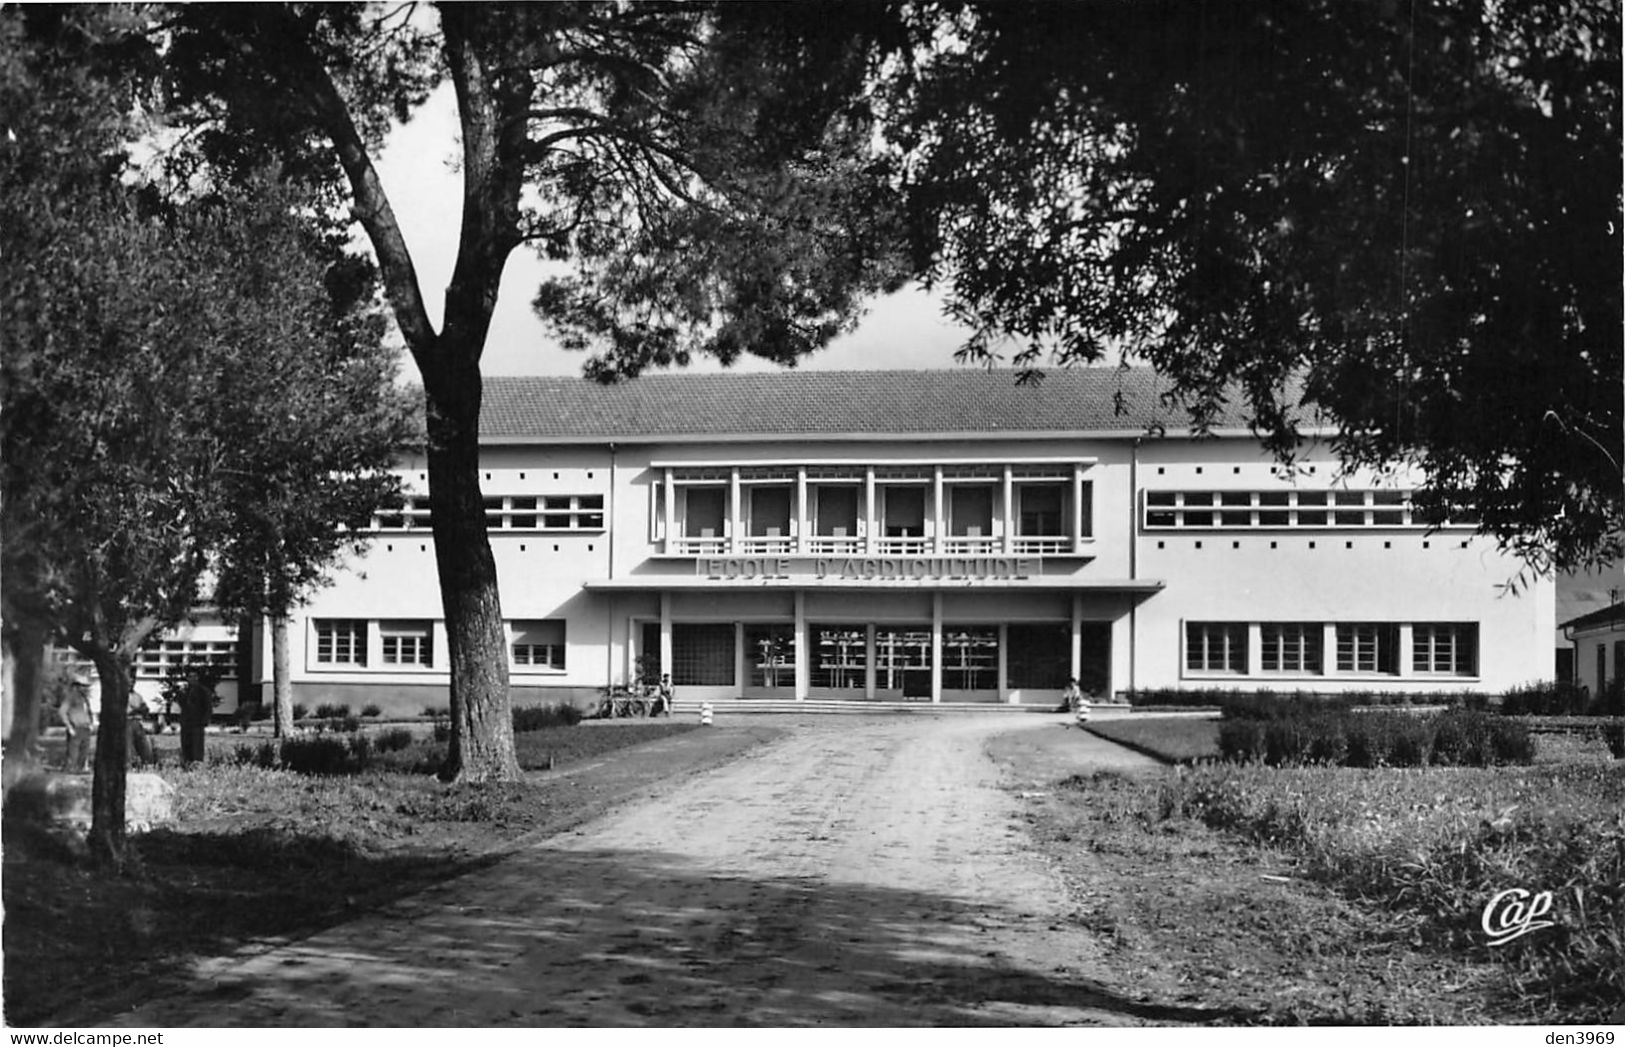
[{"left": 102, "top": 715, "right": 1224, "bottom": 1027}]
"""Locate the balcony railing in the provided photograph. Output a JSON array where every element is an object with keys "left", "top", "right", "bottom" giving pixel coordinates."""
[
  {"left": 671, "top": 536, "right": 728, "bottom": 556},
  {"left": 804, "top": 536, "right": 863, "bottom": 555},
  {"left": 665, "top": 534, "right": 1082, "bottom": 556},
  {"left": 1012, "top": 536, "right": 1072, "bottom": 555},
  {"left": 738, "top": 536, "right": 795, "bottom": 555},
  {"left": 941, "top": 536, "right": 1001, "bottom": 555}
]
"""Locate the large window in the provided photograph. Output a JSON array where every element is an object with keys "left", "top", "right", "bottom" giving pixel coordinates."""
[
  {"left": 942, "top": 627, "right": 998, "bottom": 691},
  {"left": 811, "top": 625, "right": 866, "bottom": 689},
  {"left": 512, "top": 620, "right": 566, "bottom": 670},
  {"left": 881, "top": 486, "right": 926, "bottom": 538},
  {"left": 1017, "top": 484, "right": 1065, "bottom": 536},
  {"left": 135, "top": 639, "right": 238, "bottom": 679},
  {"left": 1412, "top": 623, "right": 1476, "bottom": 676},
  {"left": 1186, "top": 622, "right": 1247, "bottom": 674},
  {"left": 875, "top": 626, "right": 932, "bottom": 696},
  {"left": 380, "top": 621, "right": 434, "bottom": 667},
  {"left": 1007, "top": 623, "right": 1069, "bottom": 689},
  {"left": 948, "top": 486, "right": 995, "bottom": 537},
  {"left": 813, "top": 486, "right": 859, "bottom": 538},
  {"left": 314, "top": 619, "right": 367, "bottom": 666},
  {"left": 1261, "top": 623, "right": 1322, "bottom": 674},
  {"left": 673, "top": 623, "right": 735, "bottom": 686},
  {"left": 1144, "top": 490, "right": 1425, "bottom": 529},
  {"left": 1336, "top": 623, "right": 1400, "bottom": 674},
  {"left": 747, "top": 486, "right": 793, "bottom": 539},
  {"left": 745, "top": 624, "right": 795, "bottom": 689},
  {"left": 682, "top": 487, "right": 726, "bottom": 539},
  {"left": 373, "top": 497, "right": 432, "bottom": 531}
]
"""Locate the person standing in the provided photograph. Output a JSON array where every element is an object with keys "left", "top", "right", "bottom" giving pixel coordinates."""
[
  {"left": 1060, "top": 676, "right": 1084, "bottom": 715},
  {"left": 58, "top": 673, "right": 96, "bottom": 773},
  {"left": 655, "top": 673, "right": 675, "bottom": 717}
]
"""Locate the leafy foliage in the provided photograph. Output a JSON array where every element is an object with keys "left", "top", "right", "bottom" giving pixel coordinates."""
[{"left": 890, "top": 0, "right": 1622, "bottom": 571}]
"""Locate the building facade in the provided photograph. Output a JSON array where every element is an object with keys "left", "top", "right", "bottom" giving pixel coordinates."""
[
  {"left": 1560, "top": 602, "right": 1625, "bottom": 698},
  {"left": 185, "top": 369, "right": 1554, "bottom": 715}
]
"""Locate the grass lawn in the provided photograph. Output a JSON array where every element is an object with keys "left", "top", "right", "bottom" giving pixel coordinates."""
[
  {"left": 1083, "top": 715, "right": 1220, "bottom": 763},
  {"left": 1014, "top": 730, "right": 1624, "bottom": 1023},
  {"left": 2, "top": 719, "right": 763, "bottom": 1027}
]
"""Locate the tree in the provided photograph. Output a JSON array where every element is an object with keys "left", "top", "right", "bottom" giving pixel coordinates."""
[
  {"left": 0, "top": 3, "right": 157, "bottom": 770},
  {"left": 891, "top": 0, "right": 1622, "bottom": 573},
  {"left": 2, "top": 7, "right": 413, "bottom": 861},
  {"left": 160, "top": 2, "right": 909, "bottom": 781},
  {"left": 207, "top": 201, "right": 416, "bottom": 741}
]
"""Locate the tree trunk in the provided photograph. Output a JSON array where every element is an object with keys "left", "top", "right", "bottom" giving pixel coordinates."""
[
  {"left": 424, "top": 350, "right": 519, "bottom": 783},
  {"left": 272, "top": 614, "right": 293, "bottom": 739},
  {"left": 87, "top": 648, "right": 131, "bottom": 868},
  {"left": 3, "top": 616, "right": 48, "bottom": 768}
]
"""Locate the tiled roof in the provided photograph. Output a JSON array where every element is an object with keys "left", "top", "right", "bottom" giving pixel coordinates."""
[
  {"left": 480, "top": 367, "right": 1302, "bottom": 441},
  {"left": 1559, "top": 601, "right": 1625, "bottom": 633}
]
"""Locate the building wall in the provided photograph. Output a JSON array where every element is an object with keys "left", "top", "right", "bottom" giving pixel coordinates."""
[{"left": 261, "top": 431, "right": 1553, "bottom": 714}]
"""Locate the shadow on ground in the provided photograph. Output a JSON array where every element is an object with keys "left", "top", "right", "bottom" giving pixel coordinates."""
[{"left": 81, "top": 843, "right": 1257, "bottom": 1028}]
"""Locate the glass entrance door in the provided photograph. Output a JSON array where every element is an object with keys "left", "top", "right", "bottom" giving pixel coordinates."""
[{"left": 875, "top": 626, "right": 932, "bottom": 699}]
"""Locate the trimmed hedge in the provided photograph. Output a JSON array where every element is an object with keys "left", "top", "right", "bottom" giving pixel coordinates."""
[
  {"left": 1127, "top": 687, "right": 1488, "bottom": 713},
  {"left": 1217, "top": 708, "right": 1534, "bottom": 768},
  {"left": 512, "top": 702, "right": 582, "bottom": 732}
]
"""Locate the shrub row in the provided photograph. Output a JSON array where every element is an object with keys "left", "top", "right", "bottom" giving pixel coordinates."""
[
  {"left": 512, "top": 702, "right": 583, "bottom": 732},
  {"left": 1501, "top": 679, "right": 1624, "bottom": 718},
  {"left": 1126, "top": 687, "right": 1490, "bottom": 712},
  {"left": 1216, "top": 708, "right": 1535, "bottom": 767},
  {"left": 218, "top": 726, "right": 421, "bottom": 775}
]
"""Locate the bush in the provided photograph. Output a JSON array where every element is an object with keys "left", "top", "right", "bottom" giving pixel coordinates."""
[
  {"left": 1216, "top": 719, "right": 1267, "bottom": 763},
  {"left": 1501, "top": 681, "right": 1591, "bottom": 717},
  {"left": 512, "top": 702, "right": 583, "bottom": 733},
  {"left": 372, "top": 727, "right": 415, "bottom": 753},
  {"left": 423, "top": 705, "right": 450, "bottom": 718},
  {"left": 361, "top": 704, "right": 382, "bottom": 718},
  {"left": 314, "top": 703, "right": 351, "bottom": 720},
  {"left": 1599, "top": 721, "right": 1625, "bottom": 759},
  {"left": 292, "top": 703, "right": 309, "bottom": 721},
  {"left": 279, "top": 735, "right": 354, "bottom": 775}
]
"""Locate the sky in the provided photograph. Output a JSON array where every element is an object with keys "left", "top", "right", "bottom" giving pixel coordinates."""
[{"left": 371, "top": 85, "right": 981, "bottom": 381}]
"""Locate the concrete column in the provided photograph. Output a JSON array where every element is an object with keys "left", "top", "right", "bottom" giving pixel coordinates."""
[
  {"left": 1070, "top": 593, "right": 1084, "bottom": 681},
  {"left": 728, "top": 468, "right": 741, "bottom": 551},
  {"left": 931, "top": 465, "right": 944, "bottom": 552},
  {"left": 998, "top": 623, "right": 1011, "bottom": 703},
  {"left": 794, "top": 590, "right": 808, "bottom": 700},
  {"left": 795, "top": 466, "right": 808, "bottom": 552},
  {"left": 1323, "top": 623, "right": 1339, "bottom": 677},
  {"left": 1002, "top": 466, "right": 1015, "bottom": 554},
  {"left": 864, "top": 467, "right": 877, "bottom": 554},
  {"left": 931, "top": 592, "right": 943, "bottom": 703},
  {"left": 1397, "top": 622, "right": 1414, "bottom": 680},
  {"left": 659, "top": 593, "right": 673, "bottom": 678},
  {"left": 865, "top": 622, "right": 877, "bottom": 698},
  {"left": 1248, "top": 623, "right": 1264, "bottom": 677},
  {"left": 662, "top": 469, "right": 675, "bottom": 552},
  {"left": 1072, "top": 463, "right": 1086, "bottom": 551}
]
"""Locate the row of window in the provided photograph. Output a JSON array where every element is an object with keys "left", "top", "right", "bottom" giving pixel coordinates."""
[
  {"left": 372, "top": 496, "right": 605, "bottom": 533},
  {"left": 661, "top": 620, "right": 1087, "bottom": 691},
  {"left": 134, "top": 639, "right": 239, "bottom": 679},
  {"left": 659, "top": 481, "right": 1087, "bottom": 547},
  {"left": 313, "top": 619, "right": 566, "bottom": 671},
  {"left": 1145, "top": 490, "right": 1472, "bottom": 530},
  {"left": 1185, "top": 621, "right": 1478, "bottom": 677}
]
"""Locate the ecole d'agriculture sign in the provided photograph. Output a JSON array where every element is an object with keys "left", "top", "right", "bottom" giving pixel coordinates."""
[{"left": 699, "top": 556, "right": 1038, "bottom": 582}]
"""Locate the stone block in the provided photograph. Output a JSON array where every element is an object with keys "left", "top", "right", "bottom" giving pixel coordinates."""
[{"left": 3, "top": 770, "right": 176, "bottom": 834}]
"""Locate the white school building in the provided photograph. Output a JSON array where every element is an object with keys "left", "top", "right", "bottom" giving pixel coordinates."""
[{"left": 145, "top": 368, "right": 1555, "bottom": 715}]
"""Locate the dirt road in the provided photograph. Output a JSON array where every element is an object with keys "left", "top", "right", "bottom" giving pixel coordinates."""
[{"left": 104, "top": 715, "right": 1224, "bottom": 1027}]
